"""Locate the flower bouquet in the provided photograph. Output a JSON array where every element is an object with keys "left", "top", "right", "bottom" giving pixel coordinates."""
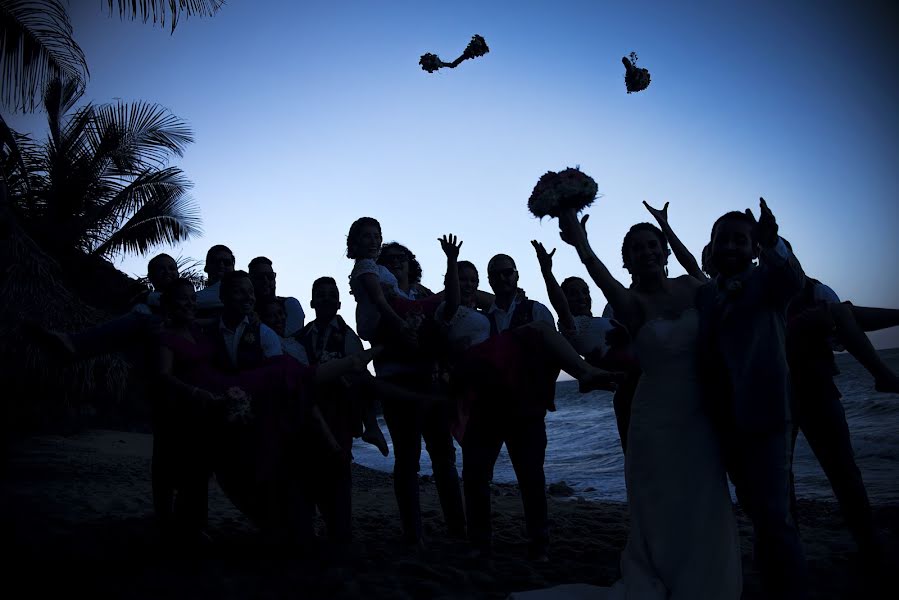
[
  {"left": 223, "top": 386, "right": 253, "bottom": 425},
  {"left": 419, "top": 34, "right": 490, "bottom": 73},
  {"left": 622, "top": 52, "right": 651, "bottom": 93},
  {"left": 528, "top": 167, "right": 599, "bottom": 219}
]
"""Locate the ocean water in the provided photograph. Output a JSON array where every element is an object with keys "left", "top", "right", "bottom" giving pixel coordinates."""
[{"left": 351, "top": 349, "right": 899, "bottom": 503}]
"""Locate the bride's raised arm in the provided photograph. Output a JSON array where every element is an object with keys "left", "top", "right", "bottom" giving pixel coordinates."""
[{"left": 558, "top": 208, "right": 640, "bottom": 327}]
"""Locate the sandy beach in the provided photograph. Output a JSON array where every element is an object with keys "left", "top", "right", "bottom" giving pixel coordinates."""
[{"left": 2, "top": 429, "right": 894, "bottom": 599}]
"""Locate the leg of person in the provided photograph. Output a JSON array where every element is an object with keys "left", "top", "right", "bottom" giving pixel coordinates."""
[
  {"left": 34, "top": 312, "right": 161, "bottom": 359},
  {"left": 312, "top": 401, "right": 355, "bottom": 545},
  {"left": 151, "top": 430, "right": 176, "bottom": 530},
  {"left": 845, "top": 305, "right": 899, "bottom": 332},
  {"left": 380, "top": 377, "right": 426, "bottom": 545},
  {"left": 150, "top": 395, "right": 176, "bottom": 530},
  {"left": 173, "top": 402, "right": 216, "bottom": 543},
  {"left": 461, "top": 411, "right": 504, "bottom": 555},
  {"left": 421, "top": 396, "right": 466, "bottom": 538},
  {"left": 727, "top": 428, "right": 808, "bottom": 600},
  {"left": 287, "top": 437, "right": 319, "bottom": 549},
  {"left": 350, "top": 372, "right": 447, "bottom": 457},
  {"left": 360, "top": 396, "right": 389, "bottom": 457},
  {"left": 505, "top": 413, "right": 550, "bottom": 561},
  {"left": 800, "top": 385, "right": 878, "bottom": 557},
  {"left": 315, "top": 450, "right": 353, "bottom": 544},
  {"left": 330, "top": 455, "right": 354, "bottom": 544},
  {"left": 309, "top": 406, "right": 343, "bottom": 457},
  {"left": 172, "top": 445, "right": 211, "bottom": 541},
  {"left": 829, "top": 303, "right": 898, "bottom": 392}
]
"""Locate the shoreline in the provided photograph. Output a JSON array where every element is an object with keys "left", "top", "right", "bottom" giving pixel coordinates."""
[{"left": 3, "top": 429, "right": 895, "bottom": 598}]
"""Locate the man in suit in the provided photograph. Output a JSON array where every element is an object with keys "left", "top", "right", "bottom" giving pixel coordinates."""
[{"left": 697, "top": 198, "right": 808, "bottom": 600}]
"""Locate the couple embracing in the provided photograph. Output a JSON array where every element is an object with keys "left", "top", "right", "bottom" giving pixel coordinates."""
[{"left": 518, "top": 198, "right": 806, "bottom": 600}]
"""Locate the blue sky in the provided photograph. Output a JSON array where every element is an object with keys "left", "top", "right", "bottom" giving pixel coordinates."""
[{"left": 8, "top": 0, "right": 899, "bottom": 347}]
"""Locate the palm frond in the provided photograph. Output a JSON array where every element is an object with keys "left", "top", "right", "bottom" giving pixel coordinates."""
[
  {"left": 90, "top": 100, "right": 193, "bottom": 173},
  {"left": 90, "top": 186, "right": 202, "bottom": 258},
  {"left": 0, "top": 0, "right": 88, "bottom": 112},
  {"left": 0, "top": 114, "right": 29, "bottom": 188},
  {"left": 43, "top": 75, "right": 83, "bottom": 146},
  {"left": 105, "top": 0, "right": 225, "bottom": 33},
  {"left": 85, "top": 166, "right": 191, "bottom": 234},
  {"left": 0, "top": 115, "right": 44, "bottom": 221}
]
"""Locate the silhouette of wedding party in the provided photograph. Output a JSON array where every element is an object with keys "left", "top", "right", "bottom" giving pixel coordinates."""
[{"left": 2, "top": 2, "right": 897, "bottom": 599}]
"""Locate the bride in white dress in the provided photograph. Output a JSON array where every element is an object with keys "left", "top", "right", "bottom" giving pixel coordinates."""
[{"left": 514, "top": 209, "right": 741, "bottom": 599}]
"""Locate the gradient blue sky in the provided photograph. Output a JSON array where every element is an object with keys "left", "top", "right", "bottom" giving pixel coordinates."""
[{"left": 9, "top": 0, "right": 899, "bottom": 348}]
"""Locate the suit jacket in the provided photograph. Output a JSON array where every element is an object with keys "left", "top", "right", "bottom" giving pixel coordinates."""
[
  {"left": 202, "top": 317, "right": 268, "bottom": 373},
  {"left": 697, "top": 239, "right": 805, "bottom": 433}
]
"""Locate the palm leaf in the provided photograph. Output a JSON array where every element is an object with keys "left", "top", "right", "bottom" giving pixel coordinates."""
[
  {"left": 90, "top": 184, "right": 202, "bottom": 258},
  {"left": 0, "top": 0, "right": 88, "bottom": 112},
  {"left": 85, "top": 166, "right": 191, "bottom": 234},
  {"left": 0, "top": 114, "right": 30, "bottom": 191},
  {"left": 105, "top": 0, "right": 226, "bottom": 33},
  {"left": 89, "top": 100, "right": 193, "bottom": 173},
  {"left": 43, "top": 75, "right": 83, "bottom": 147}
]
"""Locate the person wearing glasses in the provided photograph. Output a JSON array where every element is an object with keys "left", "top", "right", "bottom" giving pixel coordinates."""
[{"left": 462, "top": 253, "right": 557, "bottom": 563}]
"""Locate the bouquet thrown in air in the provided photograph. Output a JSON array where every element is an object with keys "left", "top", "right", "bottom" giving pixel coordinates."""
[
  {"left": 622, "top": 52, "right": 651, "bottom": 93},
  {"left": 528, "top": 167, "right": 599, "bottom": 219},
  {"left": 420, "top": 35, "right": 489, "bottom": 73}
]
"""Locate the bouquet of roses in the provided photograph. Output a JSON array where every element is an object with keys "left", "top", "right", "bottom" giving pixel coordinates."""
[
  {"left": 223, "top": 386, "right": 253, "bottom": 425},
  {"left": 622, "top": 52, "right": 651, "bottom": 93},
  {"left": 419, "top": 34, "right": 490, "bottom": 73},
  {"left": 528, "top": 167, "right": 599, "bottom": 218}
]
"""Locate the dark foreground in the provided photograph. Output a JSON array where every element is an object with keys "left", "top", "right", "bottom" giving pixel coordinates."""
[{"left": 1, "top": 430, "right": 894, "bottom": 599}]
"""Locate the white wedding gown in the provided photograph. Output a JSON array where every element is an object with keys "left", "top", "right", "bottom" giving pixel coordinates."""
[{"left": 512, "top": 309, "right": 742, "bottom": 599}]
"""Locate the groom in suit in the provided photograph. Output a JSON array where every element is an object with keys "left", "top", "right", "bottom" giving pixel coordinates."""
[{"left": 697, "top": 198, "right": 808, "bottom": 600}]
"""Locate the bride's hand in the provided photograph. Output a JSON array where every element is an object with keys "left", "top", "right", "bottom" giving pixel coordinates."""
[{"left": 559, "top": 212, "right": 589, "bottom": 247}]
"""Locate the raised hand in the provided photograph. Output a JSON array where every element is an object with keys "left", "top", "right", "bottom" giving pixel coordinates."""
[
  {"left": 746, "top": 197, "right": 779, "bottom": 248},
  {"left": 559, "top": 212, "right": 590, "bottom": 247},
  {"left": 531, "top": 240, "right": 556, "bottom": 272},
  {"left": 642, "top": 200, "right": 669, "bottom": 224},
  {"left": 439, "top": 233, "right": 462, "bottom": 260}
]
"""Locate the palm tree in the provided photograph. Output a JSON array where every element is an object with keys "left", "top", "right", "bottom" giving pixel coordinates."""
[
  {"left": 1, "top": 0, "right": 225, "bottom": 112},
  {"left": 0, "top": 0, "right": 88, "bottom": 112},
  {"left": 104, "top": 0, "right": 225, "bottom": 33},
  {"left": 0, "top": 77, "right": 202, "bottom": 263}
]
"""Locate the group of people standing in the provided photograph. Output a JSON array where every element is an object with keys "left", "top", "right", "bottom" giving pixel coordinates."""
[{"left": 33, "top": 197, "right": 898, "bottom": 600}]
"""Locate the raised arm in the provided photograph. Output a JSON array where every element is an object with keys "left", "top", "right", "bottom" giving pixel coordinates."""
[
  {"left": 558, "top": 209, "right": 640, "bottom": 326},
  {"left": 439, "top": 234, "right": 462, "bottom": 321},
  {"left": 643, "top": 201, "right": 706, "bottom": 280},
  {"left": 531, "top": 240, "right": 575, "bottom": 333},
  {"left": 751, "top": 198, "right": 805, "bottom": 302}
]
